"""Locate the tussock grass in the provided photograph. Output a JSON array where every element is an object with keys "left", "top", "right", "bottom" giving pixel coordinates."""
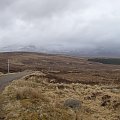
[
  {"left": 16, "top": 87, "right": 42, "bottom": 100},
  {"left": 1, "top": 72, "right": 120, "bottom": 120},
  {"left": 0, "top": 72, "right": 3, "bottom": 76}
]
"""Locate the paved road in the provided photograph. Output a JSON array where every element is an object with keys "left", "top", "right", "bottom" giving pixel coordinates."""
[{"left": 0, "top": 71, "right": 32, "bottom": 91}]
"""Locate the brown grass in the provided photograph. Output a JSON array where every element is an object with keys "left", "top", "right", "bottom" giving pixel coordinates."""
[
  {"left": 0, "top": 52, "right": 120, "bottom": 86},
  {"left": 0, "top": 72, "right": 3, "bottom": 76},
  {"left": 0, "top": 72, "right": 120, "bottom": 120},
  {"left": 16, "top": 87, "right": 42, "bottom": 100}
]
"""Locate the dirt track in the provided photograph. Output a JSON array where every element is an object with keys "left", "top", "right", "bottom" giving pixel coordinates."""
[{"left": 0, "top": 71, "right": 32, "bottom": 91}]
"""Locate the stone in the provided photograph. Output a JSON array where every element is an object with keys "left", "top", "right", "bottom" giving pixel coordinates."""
[{"left": 64, "top": 99, "right": 81, "bottom": 109}]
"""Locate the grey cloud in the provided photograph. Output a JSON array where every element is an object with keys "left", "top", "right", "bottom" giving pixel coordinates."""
[
  {"left": 0, "top": 0, "right": 16, "bottom": 9},
  {"left": 0, "top": 0, "right": 120, "bottom": 56}
]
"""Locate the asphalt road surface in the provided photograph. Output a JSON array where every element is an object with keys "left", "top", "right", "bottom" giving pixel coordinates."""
[{"left": 0, "top": 71, "right": 32, "bottom": 91}]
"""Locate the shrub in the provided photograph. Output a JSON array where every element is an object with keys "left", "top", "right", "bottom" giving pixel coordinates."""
[{"left": 16, "top": 87, "right": 42, "bottom": 100}]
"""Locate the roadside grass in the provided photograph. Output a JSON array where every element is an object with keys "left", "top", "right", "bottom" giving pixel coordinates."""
[{"left": 0, "top": 72, "right": 120, "bottom": 120}]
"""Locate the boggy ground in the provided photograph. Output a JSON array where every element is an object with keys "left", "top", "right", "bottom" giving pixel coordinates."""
[
  {"left": 0, "top": 52, "right": 120, "bottom": 86},
  {"left": 0, "top": 72, "right": 120, "bottom": 120},
  {"left": 51, "top": 70, "right": 120, "bottom": 85}
]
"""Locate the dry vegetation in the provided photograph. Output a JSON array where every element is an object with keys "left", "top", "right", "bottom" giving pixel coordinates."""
[
  {"left": 52, "top": 70, "right": 120, "bottom": 85},
  {"left": 0, "top": 72, "right": 3, "bottom": 76},
  {"left": 0, "top": 52, "right": 120, "bottom": 120},
  {"left": 0, "top": 52, "right": 120, "bottom": 85},
  {"left": 0, "top": 72, "right": 120, "bottom": 120},
  {"left": 0, "top": 52, "right": 120, "bottom": 74}
]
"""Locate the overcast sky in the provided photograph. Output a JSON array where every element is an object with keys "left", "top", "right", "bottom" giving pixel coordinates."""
[{"left": 0, "top": 0, "right": 120, "bottom": 53}]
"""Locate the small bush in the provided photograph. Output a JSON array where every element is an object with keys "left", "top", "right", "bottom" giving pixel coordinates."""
[{"left": 16, "top": 87, "right": 42, "bottom": 100}]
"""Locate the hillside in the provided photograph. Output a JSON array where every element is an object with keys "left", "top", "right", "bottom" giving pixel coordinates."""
[
  {"left": 0, "top": 52, "right": 120, "bottom": 120},
  {"left": 88, "top": 58, "right": 120, "bottom": 65},
  {"left": 0, "top": 72, "right": 120, "bottom": 120},
  {"left": 0, "top": 52, "right": 120, "bottom": 85}
]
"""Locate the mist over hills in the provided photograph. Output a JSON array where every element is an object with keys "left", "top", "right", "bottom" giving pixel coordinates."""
[{"left": 0, "top": 44, "right": 120, "bottom": 57}]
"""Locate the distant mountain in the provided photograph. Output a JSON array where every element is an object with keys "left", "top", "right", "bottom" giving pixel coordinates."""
[
  {"left": 0, "top": 45, "right": 44, "bottom": 53},
  {"left": 0, "top": 44, "right": 120, "bottom": 57}
]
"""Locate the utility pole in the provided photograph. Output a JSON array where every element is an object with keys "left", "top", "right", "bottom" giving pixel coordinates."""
[{"left": 8, "top": 59, "right": 10, "bottom": 73}]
